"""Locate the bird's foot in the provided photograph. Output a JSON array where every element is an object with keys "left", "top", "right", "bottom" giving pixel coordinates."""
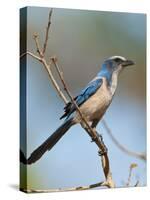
[
  {"left": 98, "top": 147, "right": 108, "bottom": 156},
  {"left": 97, "top": 133, "right": 108, "bottom": 156},
  {"left": 91, "top": 136, "right": 97, "bottom": 142}
]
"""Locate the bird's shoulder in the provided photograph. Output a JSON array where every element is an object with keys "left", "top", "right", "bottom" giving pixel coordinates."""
[
  {"left": 60, "top": 77, "right": 103, "bottom": 119},
  {"left": 91, "top": 76, "right": 113, "bottom": 100}
]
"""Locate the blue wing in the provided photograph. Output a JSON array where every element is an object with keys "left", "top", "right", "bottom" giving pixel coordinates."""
[{"left": 60, "top": 78, "right": 103, "bottom": 119}]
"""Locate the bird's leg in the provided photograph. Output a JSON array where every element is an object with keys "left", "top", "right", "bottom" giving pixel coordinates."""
[
  {"left": 81, "top": 121, "right": 98, "bottom": 142},
  {"left": 90, "top": 120, "right": 100, "bottom": 142},
  {"left": 97, "top": 132, "right": 108, "bottom": 156},
  {"left": 91, "top": 120, "right": 108, "bottom": 156},
  {"left": 90, "top": 127, "right": 98, "bottom": 142},
  {"left": 82, "top": 120, "right": 108, "bottom": 156},
  {"left": 81, "top": 121, "right": 92, "bottom": 132},
  {"left": 90, "top": 130, "right": 108, "bottom": 155}
]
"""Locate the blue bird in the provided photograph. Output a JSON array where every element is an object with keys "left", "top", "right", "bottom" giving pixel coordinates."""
[{"left": 26, "top": 56, "right": 134, "bottom": 164}]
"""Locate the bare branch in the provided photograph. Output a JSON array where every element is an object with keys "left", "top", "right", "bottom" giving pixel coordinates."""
[
  {"left": 21, "top": 181, "right": 109, "bottom": 193},
  {"left": 42, "top": 9, "right": 53, "bottom": 55},
  {"left": 102, "top": 119, "right": 146, "bottom": 161},
  {"left": 42, "top": 59, "right": 68, "bottom": 103},
  {"left": 33, "top": 33, "right": 43, "bottom": 57}
]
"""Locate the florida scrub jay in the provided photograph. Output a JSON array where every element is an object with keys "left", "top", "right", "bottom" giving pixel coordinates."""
[{"left": 22, "top": 55, "right": 134, "bottom": 164}]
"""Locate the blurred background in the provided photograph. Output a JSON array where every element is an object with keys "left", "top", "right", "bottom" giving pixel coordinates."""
[{"left": 21, "top": 7, "right": 146, "bottom": 190}]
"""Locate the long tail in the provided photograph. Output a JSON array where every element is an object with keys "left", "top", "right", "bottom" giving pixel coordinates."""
[{"left": 21, "top": 118, "right": 74, "bottom": 165}]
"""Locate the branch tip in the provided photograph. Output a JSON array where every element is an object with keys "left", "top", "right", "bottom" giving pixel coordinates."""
[
  {"left": 33, "top": 32, "right": 38, "bottom": 38},
  {"left": 42, "top": 9, "right": 53, "bottom": 55}
]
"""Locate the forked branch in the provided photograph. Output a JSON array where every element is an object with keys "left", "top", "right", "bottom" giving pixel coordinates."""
[{"left": 42, "top": 9, "right": 53, "bottom": 55}]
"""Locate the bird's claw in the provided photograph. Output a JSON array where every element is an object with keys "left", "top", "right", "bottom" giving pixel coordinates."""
[
  {"left": 91, "top": 136, "right": 97, "bottom": 142},
  {"left": 98, "top": 147, "right": 108, "bottom": 156}
]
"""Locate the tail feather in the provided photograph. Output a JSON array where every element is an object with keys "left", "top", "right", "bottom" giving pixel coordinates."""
[
  {"left": 20, "top": 149, "right": 27, "bottom": 164},
  {"left": 27, "top": 118, "right": 73, "bottom": 164}
]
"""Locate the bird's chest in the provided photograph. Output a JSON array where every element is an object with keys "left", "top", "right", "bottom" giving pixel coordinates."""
[{"left": 77, "top": 80, "right": 112, "bottom": 121}]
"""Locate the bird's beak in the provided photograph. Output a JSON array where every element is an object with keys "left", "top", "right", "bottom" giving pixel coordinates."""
[{"left": 122, "top": 59, "right": 135, "bottom": 67}]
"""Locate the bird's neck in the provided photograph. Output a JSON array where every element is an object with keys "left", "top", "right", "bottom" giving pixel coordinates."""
[
  {"left": 97, "top": 64, "right": 112, "bottom": 86},
  {"left": 97, "top": 64, "right": 119, "bottom": 95}
]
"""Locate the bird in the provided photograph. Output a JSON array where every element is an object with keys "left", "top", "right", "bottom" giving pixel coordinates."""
[{"left": 23, "top": 55, "right": 134, "bottom": 165}]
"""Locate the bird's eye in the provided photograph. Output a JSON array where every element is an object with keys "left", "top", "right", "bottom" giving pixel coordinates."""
[{"left": 114, "top": 58, "right": 121, "bottom": 62}]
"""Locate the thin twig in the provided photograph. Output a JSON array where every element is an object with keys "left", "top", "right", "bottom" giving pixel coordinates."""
[
  {"left": 33, "top": 33, "right": 43, "bottom": 57},
  {"left": 42, "top": 59, "right": 68, "bottom": 103},
  {"left": 126, "top": 163, "right": 137, "bottom": 187},
  {"left": 102, "top": 119, "right": 146, "bottom": 161},
  {"left": 42, "top": 9, "right": 53, "bottom": 55}
]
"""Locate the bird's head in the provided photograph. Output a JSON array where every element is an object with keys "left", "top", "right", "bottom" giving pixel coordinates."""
[
  {"left": 104, "top": 55, "right": 135, "bottom": 73},
  {"left": 97, "top": 55, "right": 135, "bottom": 85},
  {"left": 98, "top": 55, "right": 135, "bottom": 77}
]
